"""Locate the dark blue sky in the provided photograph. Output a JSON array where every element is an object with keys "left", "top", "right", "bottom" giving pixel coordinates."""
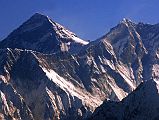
[{"left": 1, "top": 0, "right": 159, "bottom": 40}]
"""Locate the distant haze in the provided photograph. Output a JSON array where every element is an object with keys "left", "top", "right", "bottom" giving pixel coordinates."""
[{"left": 1, "top": 0, "right": 159, "bottom": 40}]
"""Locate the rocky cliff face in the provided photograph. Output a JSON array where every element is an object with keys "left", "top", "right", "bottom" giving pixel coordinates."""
[{"left": 0, "top": 14, "right": 159, "bottom": 120}]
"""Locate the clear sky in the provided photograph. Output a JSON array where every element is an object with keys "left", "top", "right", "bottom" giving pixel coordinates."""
[{"left": 1, "top": 0, "right": 159, "bottom": 40}]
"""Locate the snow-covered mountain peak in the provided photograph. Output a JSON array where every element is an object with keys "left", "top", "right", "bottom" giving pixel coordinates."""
[
  {"left": 0, "top": 13, "right": 89, "bottom": 54},
  {"left": 30, "top": 12, "right": 48, "bottom": 20},
  {"left": 28, "top": 13, "right": 88, "bottom": 45},
  {"left": 121, "top": 18, "right": 133, "bottom": 23},
  {"left": 120, "top": 18, "right": 135, "bottom": 27}
]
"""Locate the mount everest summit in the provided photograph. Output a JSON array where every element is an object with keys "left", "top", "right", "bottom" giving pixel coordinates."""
[{"left": 0, "top": 13, "right": 159, "bottom": 120}]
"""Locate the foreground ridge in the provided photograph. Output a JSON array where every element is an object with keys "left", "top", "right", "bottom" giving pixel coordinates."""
[{"left": 88, "top": 80, "right": 159, "bottom": 120}]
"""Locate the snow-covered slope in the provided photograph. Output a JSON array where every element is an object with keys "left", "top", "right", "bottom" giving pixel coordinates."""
[
  {"left": 0, "top": 45, "right": 137, "bottom": 119},
  {"left": 77, "top": 40, "right": 136, "bottom": 101},
  {"left": 0, "top": 48, "right": 101, "bottom": 120},
  {"left": 0, "top": 13, "right": 88, "bottom": 54}
]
